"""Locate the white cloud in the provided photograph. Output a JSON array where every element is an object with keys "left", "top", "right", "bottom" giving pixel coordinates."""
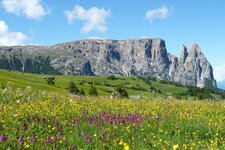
[
  {"left": 214, "top": 64, "right": 225, "bottom": 82},
  {"left": 0, "top": 20, "right": 27, "bottom": 46},
  {"left": 1, "top": 0, "right": 48, "bottom": 21},
  {"left": 65, "top": 5, "right": 111, "bottom": 33},
  {"left": 145, "top": 6, "right": 172, "bottom": 22}
]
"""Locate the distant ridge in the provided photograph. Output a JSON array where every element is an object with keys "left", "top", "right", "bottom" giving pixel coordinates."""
[{"left": 0, "top": 38, "right": 217, "bottom": 88}]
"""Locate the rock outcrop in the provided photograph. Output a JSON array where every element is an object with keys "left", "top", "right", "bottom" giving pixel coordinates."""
[{"left": 0, "top": 38, "right": 217, "bottom": 88}]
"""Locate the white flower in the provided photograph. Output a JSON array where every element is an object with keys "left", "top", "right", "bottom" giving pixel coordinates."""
[
  {"left": 3, "top": 89, "right": 7, "bottom": 93},
  {"left": 13, "top": 114, "right": 18, "bottom": 117},
  {"left": 26, "top": 86, "right": 32, "bottom": 90}
]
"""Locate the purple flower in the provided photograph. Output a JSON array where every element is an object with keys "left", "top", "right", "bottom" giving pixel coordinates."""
[
  {"left": 59, "top": 129, "right": 64, "bottom": 136},
  {"left": 21, "top": 123, "right": 28, "bottom": 131},
  {"left": 72, "top": 118, "right": 79, "bottom": 125},
  {"left": 55, "top": 119, "right": 60, "bottom": 128},
  {"left": 53, "top": 134, "right": 58, "bottom": 140},
  {"left": 71, "top": 146, "right": 77, "bottom": 150},
  {"left": 135, "top": 123, "right": 140, "bottom": 129},
  {"left": 82, "top": 110, "right": 89, "bottom": 116},
  {"left": 63, "top": 140, "right": 68, "bottom": 145},
  {"left": 96, "top": 122, "right": 102, "bottom": 126},
  {"left": 104, "top": 115, "right": 109, "bottom": 121},
  {"left": 84, "top": 135, "right": 92, "bottom": 143},
  {"left": 81, "top": 130, "right": 87, "bottom": 136},
  {"left": 81, "top": 131, "right": 92, "bottom": 143},
  {"left": 29, "top": 135, "right": 37, "bottom": 143},
  {"left": 101, "top": 111, "right": 106, "bottom": 116},
  {"left": 109, "top": 119, "right": 114, "bottom": 124},
  {"left": 26, "top": 116, "right": 31, "bottom": 123},
  {"left": 156, "top": 114, "right": 162, "bottom": 120},
  {"left": 129, "top": 116, "right": 136, "bottom": 123},
  {"left": 45, "top": 136, "right": 51, "bottom": 144},
  {"left": 0, "top": 133, "right": 7, "bottom": 142},
  {"left": 18, "top": 138, "right": 24, "bottom": 148},
  {"left": 42, "top": 117, "right": 46, "bottom": 124},
  {"left": 119, "top": 117, "right": 126, "bottom": 124},
  {"left": 87, "top": 117, "right": 92, "bottom": 124}
]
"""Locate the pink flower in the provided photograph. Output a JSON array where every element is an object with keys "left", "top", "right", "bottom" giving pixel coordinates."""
[
  {"left": 45, "top": 136, "right": 51, "bottom": 144},
  {"left": 0, "top": 133, "right": 7, "bottom": 142}
]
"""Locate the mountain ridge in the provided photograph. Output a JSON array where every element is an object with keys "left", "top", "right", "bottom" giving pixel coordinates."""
[{"left": 0, "top": 38, "right": 217, "bottom": 88}]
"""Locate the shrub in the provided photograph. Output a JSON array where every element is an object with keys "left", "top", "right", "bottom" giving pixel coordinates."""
[
  {"left": 107, "top": 75, "right": 117, "bottom": 80},
  {"left": 130, "top": 84, "right": 147, "bottom": 91},
  {"left": 87, "top": 81, "right": 93, "bottom": 85},
  {"left": 187, "top": 86, "right": 214, "bottom": 100},
  {"left": 45, "top": 76, "right": 55, "bottom": 86},
  {"left": 149, "top": 85, "right": 162, "bottom": 94},
  {"left": 79, "top": 89, "right": 85, "bottom": 96},
  {"left": 94, "top": 82, "right": 101, "bottom": 85},
  {"left": 103, "top": 83, "right": 113, "bottom": 87},
  {"left": 115, "top": 87, "right": 128, "bottom": 98},
  {"left": 196, "top": 93, "right": 205, "bottom": 100},
  {"left": 68, "top": 82, "right": 80, "bottom": 94},
  {"left": 89, "top": 86, "right": 98, "bottom": 96},
  {"left": 79, "top": 81, "right": 86, "bottom": 85}
]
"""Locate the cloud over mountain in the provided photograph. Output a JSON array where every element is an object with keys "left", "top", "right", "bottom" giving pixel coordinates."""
[
  {"left": 65, "top": 5, "right": 111, "bottom": 33},
  {"left": 145, "top": 6, "right": 173, "bottom": 22},
  {"left": 1, "top": 0, "right": 49, "bottom": 21},
  {"left": 0, "top": 20, "right": 27, "bottom": 46}
]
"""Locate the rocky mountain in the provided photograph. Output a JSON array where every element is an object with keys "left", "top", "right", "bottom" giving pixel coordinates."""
[{"left": 0, "top": 38, "right": 217, "bottom": 88}]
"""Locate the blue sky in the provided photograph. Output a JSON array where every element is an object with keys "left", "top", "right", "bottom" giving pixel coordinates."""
[{"left": 0, "top": 0, "right": 225, "bottom": 83}]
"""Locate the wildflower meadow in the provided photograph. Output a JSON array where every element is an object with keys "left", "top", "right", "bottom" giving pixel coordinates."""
[{"left": 0, "top": 86, "right": 225, "bottom": 149}]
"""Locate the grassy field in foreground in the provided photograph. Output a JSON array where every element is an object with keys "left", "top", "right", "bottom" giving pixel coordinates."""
[
  {"left": 0, "top": 69, "right": 188, "bottom": 99},
  {"left": 0, "top": 87, "right": 225, "bottom": 149}
]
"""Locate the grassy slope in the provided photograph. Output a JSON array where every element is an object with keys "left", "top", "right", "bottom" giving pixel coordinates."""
[{"left": 0, "top": 69, "right": 187, "bottom": 98}]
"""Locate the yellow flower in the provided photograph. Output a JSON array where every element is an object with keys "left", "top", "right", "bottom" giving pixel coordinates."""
[
  {"left": 123, "top": 143, "right": 129, "bottom": 150},
  {"left": 119, "top": 140, "right": 124, "bottom": 145},
  {"left": 93, "top": 134, "right": 97, "bottom": 137},
  {"left": 25, "top": 144, "right": 30, "bottom": 149},
  {"left": 173, "top": 144, "right": 179, "bottom": 150},
  {"left": 182, "top": 144, "right": 187, "bottom": 149}
]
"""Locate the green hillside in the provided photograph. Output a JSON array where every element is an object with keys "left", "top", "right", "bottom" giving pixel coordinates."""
[{"left": 0, "top": 69, "right": 224, "bottom": 100}]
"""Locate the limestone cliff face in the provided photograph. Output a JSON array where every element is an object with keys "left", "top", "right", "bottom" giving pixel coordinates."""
[
  {"left": 0, "top": 38, "right": 217, "bottom": 88},
  {"left": 177, "top": 43, "right": 216, "bottom": 87}
]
